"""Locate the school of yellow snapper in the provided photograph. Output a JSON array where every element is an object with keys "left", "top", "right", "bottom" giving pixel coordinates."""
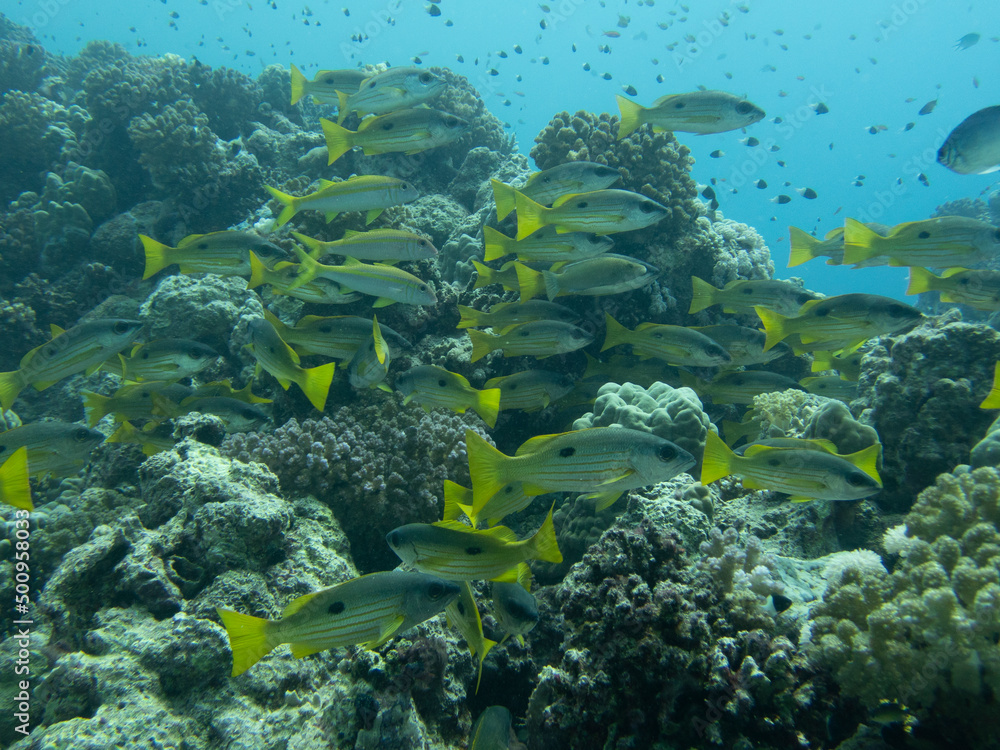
[{"left": 1, "top": 61, "right": 998, "bottom": 696}]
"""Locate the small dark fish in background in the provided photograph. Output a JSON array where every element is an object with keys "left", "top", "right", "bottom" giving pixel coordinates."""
[
  {"left": 954, "top": 32, "right": 980, "bottom": 50},
  {"left": 918, "top": 99, "right": 938, "bottom": 116},
  {"left": 798, "top": 187, "right": 818, "bottom": 199},
  {"left": 772, "top": 194, "right": 792, "bottom": 204},
  {"left": 812, "top": 102, "right": 829, "bottom": 114}
]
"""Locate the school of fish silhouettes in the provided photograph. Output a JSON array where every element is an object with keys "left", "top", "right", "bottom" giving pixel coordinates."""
[{"left": 1, "top": 52, "right": 999, "bottom": 745}]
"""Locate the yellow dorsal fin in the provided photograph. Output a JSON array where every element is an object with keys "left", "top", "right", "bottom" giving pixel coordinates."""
[
  {"left": 281, "top": 590, "right": 319, "bottom": 618},
  {"left": 514, "top": 432, "right": 565, "bottom": 456},
  {"left": 841, "top": 443, "right": 883, "bottom": 484},
  {"left": 49, "top": 324, "right": 66, "bottom": 337},
  {"left": 551, "top": 192, "right": 582, "bottom": 208},
  {"left": 371, "top": 315, "right": 387, "bottom": 365}
]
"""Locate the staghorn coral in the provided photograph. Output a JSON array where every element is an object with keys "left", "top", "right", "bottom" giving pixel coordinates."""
[
  {"left": 806, "top": 466, "right": 1000, "bottom": 746},
  {"left": 220, "top": 407, "right": 492, "bottom": 572}
]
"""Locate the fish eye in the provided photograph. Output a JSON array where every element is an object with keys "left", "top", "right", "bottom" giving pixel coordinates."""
[
  {"left": 657, "top": 444, "right": 677, "bottom": 462},
  {"left": 387, "top": 531, "right": 402, "bottom": 548},
  {"left": 419, "top": 240, "right": 429, "bottom": 247},
  {"left": 427, "top": 581, "right": 446, "bottom": 599},
  {"left": 419, "top": 284, "right": 429, "bottom": 292},
  {"left": 141, "top": 351, "right": 150, "bottom": 359},
  {"left": 652, "top": 332, "right": 663, "bottom": 339},
  {"left": 847, "top": 472, "right": 871, "bottom": 487},
  {"left": 735, "top": 101, "right": 753, "bottom": 115},
  {"left": 113, "top": 321, "right": 130, "bottom": 334},
  {"left": 445, "top": 117, "right": 459, "bottom": 128},
  {"left": 959, "top": 278, "right": 970, "bottom": 286},
  {"left": 815, "top": 308, "right": 829, "bottom": 317},
  {"left": 401, "top": 182, "right": 412, "bottom": 190},
  {"left": 73, "top": 427, "right": 92, "bottom": 443}
]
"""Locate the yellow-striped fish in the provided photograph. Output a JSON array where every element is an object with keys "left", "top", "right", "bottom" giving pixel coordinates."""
[
  {"left": 456, "top": 300, "right": 579, "bottom": 332},
  {"left": 811, "top": 350, "right": 863, "bottom": 381},
  {"left": 800, "top": 375, "right": 858, "bottom": 403},
  {"left": 483, "top": 225, "right": 614, "bottom": 263},
  {"left": 156, "top": 396, "right": 271, "bottom": 433},
  {"left": 843, "top": 216, "right": 1000, "bottom": 267},
  {"left": 466, "top": 427, "right": 695, "bottom": 510},
  {"left": 689, "top": 277, "right": 822, "bottom": 316},
  {"left": 616, "top": 91, "right": 765, "bottom": 138},
  {"left": 395, "top": 365, "right": 501, "bottom": 428},
  {"left": 490, "top": 162, "right": 620, "bottom": 220},
  {"left": 484, "top": 370, "right": 575, "bottom": 412},
  {"left": 694, "top": 325, "right": 790, "bottom": 367},
  {"left": 247, "top": 318, "right": 335, "bottom": 412},
  {"left": 248, "top": 253, "right": 363, "bottom": 305},
  {"left": 445, "top": 580, "right": 497, "bottom": 693},
  {"left": 906, "top": 267, "right": 1000, "bottom": 311},
  {"left": 472, "top": 260, "right": 523, "bottom": 292},
  {"left": 106, "top": 420, "right": 178, "bottom": 456},
  {"left": 292, "top": 229, "right": 438, "bottom": 263},
  {"left": 491, "top": 568, "right": 538, "bottom": 647},
  {"left": 602, "top": 313, "right": 731, "bottom": 367},
  {"left": 261, "top": 310, "right": 409, "bottom": 361},
  {"left": 0, "top": 319, "right": 144, "bottom": 410},
  {"left": 265, "top": 175, "right": 419, "bottom": 228},
  {"left": 110, "top": 339, "right": 219, "bottom": 382},
  {"left": 515, "top": 254, "right": 658, "bottom": 301},
  {"left": 140, "top": 231, "right": 287, "bottom": 280},
  {"left": 386, "top": 503, "right": 562, "bottom": 582},
  {"left": 347, "top": 316, "right": 391, "bottom": 391},
  {"left": 188, "top": 380, "right": 272, "bottom": 404},
  {"left": 81, "top": 381, "right": 195, "bottom": 427},
  {"left": 467, "top": 321, "right": 594, "bottom": 363},
  {"left": 442, "top": 479, "right": 533, "bottom": 529},
  {"left": 788, "top": 224, "right": 891, "bottom": 268},
  {"left": 288, "top": 246, "right": 437, "bottom": 307},
  {"left": 701, "top": 431, "right": 882, "bottom": 502},
  {"left": 322, "top": 109, "right": 468, "bottom": 164},
  {"left": 0, "top": 447, "right": 31, "bottom": 511},
  {"left": 721, "top": 412, "right": 762, "bottom": 448},
  {"left": 582, "top": 352, "right": 681, "bottom": 389},
  {"left": 514, "top": 189, "right": 667, "bottom": 239},
  {"left": 0, "top": 422, "right": 104, "bottom": 478},
  {"left": 757, "top": 294, "right": 923, "bottom": 352},
  {"left": 335, "top": 67, "right": 445, "bottom": 123},
  {"left": 217, "top": 570, "right": 459, "bottom": 676},
  {"left": 289, "top": 63, "right": 367, "bottom": 105},
  {"left": 685, "top": 370, "right": 802, "bottom": 405}
]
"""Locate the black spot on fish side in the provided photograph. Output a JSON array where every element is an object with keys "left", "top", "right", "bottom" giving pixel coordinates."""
[
  {"left": 918, "top": 231, "right": 931, "bottom": 239},
  {"left": 576, "top": 201, "right": 588, "bottom": 209},
  {"left": 465, "top": 546, "right": 483, "bottom": 555},
  {"left": 559, "top": 446, "right": 576, "bottom": 458},
  {"left": 767, "top": 458, "right": 780, "bottom": 467},
  {"left": 438, "top": 379, "right": 447, "bottom": 387},
  {"left": 328, "top": 601, "right": 346, "bottom": 615},
  {"left": 382, "top": 122, "right": 395, "bottom": 131},
  {"left": 456, "top": 600, "right": 466, "bottom": 615}
]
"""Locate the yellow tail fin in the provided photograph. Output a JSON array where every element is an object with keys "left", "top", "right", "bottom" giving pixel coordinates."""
[
  {"left": 289, "top": 232, "right": 327, "bottom": 260},
  {"left": 289, "top": 63, "right": 307, "bottom": 105},
  {"left": 265, "top": 186, "right": 298, "bottom": 228},
  {"left": 615, "top": 95, "right": 644, "bottom": 139},
  {"left": 140, "top": 235, "right": 174, "bottom": 280},
  {"left": 689, "top": 277, "right": 720, "bottom": 314},
  {"left": 528, "top": 502, "right": 562, "bottom": 563},
  {"left": 467, "top": 329, "right": 497, "bottom": 363},
  {"left": 514, "top": 191, "right": 548, "bottom": 240},
  {"left": 217, "top": 608, "right": 276, "bottom": 677},
  {"left": 472, "top": 260, "right": 496, "bottom": 290},
  {"left": 298, "top": 362, "right": 335, "bottom": 412},
  {"left": 81, "top": 391, "right": 111, "bottom": 427},
  {"left": 465, "top": 429, "right": 508, "bottom": 509},
  {"left": 473, "top": 636, "right": 497, "bottom": 694},
  {"left": 514, "top": 263, "right": 544, "bottom": 302},
  {"left": 442, "top": 480, "right": 476, "bottom": 523},
  {"left": 456, "top": 305, "right": 482, "bottom": 329},
  {"left": 483, "top": 226, "right": 514, "bottom": 262},
  {"left": 0, "top": 447, "right": 32, "bottom": 511},
  {"left": 475, "top": 387, "right": 501, "bottom": 429},
  {"left": 842, "top": 218, "right": 883, "bottom": 265},
  {"left": 0, "top": 370, "right": 27, "bottom": 412},
  {"left": 755, "top": 306, "right": 790, "bottom": 351},
  {"left": 335, "top": 90, "right": 351, "bottom": 124},
  {"left": 981, "top": 362, "right": 1000, "bottom": 409},
  {"left": 601, "top": 312, "right": 632, "bottom": 352},
  {"left": 841, "top": 443, "right": 883, "bottom": 485},
  {"left": 491, "top": 180, "right": 517, "bottom": 221},
  {"left": 700, "top": 430, "right": 735, "bottom": 485},
  {"left": 247, "top": 251, "right": 270, "bottom": 290},
  {"left": 906, "top": 267, "right": 938, "bottom": 296},
  {"left": 320, "top": 118, "right": 355, "bottom": 164},
  {"left": 787, "top": 226, "right": 822, "bottom": 268}
]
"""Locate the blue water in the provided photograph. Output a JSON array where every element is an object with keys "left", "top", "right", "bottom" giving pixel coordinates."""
[{"left": 13, "top": 0, "right": 1000, "bottom": 297}]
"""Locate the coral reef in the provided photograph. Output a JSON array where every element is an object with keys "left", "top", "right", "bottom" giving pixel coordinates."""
[{"left": 806, "top": 466, "right": 1000, "bottom": 746}]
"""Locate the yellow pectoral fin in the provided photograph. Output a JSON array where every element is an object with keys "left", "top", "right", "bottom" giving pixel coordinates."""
[
  {"left": 370, "top": 615, "right": 406, "bottom": 648},
  {"left": 489, "top": 567, "right": 521, "bottom": 583},
  {"left": 585, "top": 490, "right": 624, "bottom": 512},
  {"left": 290, "top": 641, "right": 330, "bottom": 659},
  {"left": 595, "top": 470, "right": 634, "bottom": 486},
  {"left": 789, "top": 496, "right": 815, "bottom": 504}
]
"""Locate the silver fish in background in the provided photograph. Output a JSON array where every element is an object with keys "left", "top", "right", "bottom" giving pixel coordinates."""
[
  {"left": 322, "top": 109, "right": 469, "bottom": 163},
  {"left": 516, "top": 254, "right": 659, "bottom": 301},
  {"left": 469, "top": 705, "right": 515, "bottom": 750},
  {"left": 515, "top": 189, "right": 667, "bottom": 238},
  {"left": 289, "top": 63, "right": 367, "bottom": 105},
  {"left": 483, "top": 225, "right": 614, "bottom": 263},
  {"left": 491, "top": 161, "right": 621, "bottom": 220},
  {"left": 140, "top": 231, "right": 288, "bottom": 280},
  {"left": 0, "top": 421, "right": 104, "bottom": 478},
  {"left": 467, "top": 320, "right": 594, "bottom": 362},
  {"left": 335, "top": 67, "right": 445, "bottom": 122},
  {"left": 0, "top": 319, "right": 144, "bottom": 410},
  {"left": 106, "top": 339, "right": 219, "bottom": 382},
  {"left": 937, "top": 105, "right": 1000, "bottom": 175},
  {"left": 491, "top": 571, "right": 539, "bottom": 646},
  {"left": 292, "top": 229, "right": 438, "bottom": 263},
  {"left": 347, "top": 316, "right": 392, "bottom": 391}
]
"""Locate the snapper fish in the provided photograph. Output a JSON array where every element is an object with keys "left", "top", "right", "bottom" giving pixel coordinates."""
[
  {"left": 261, "top": 310, "right": 409, "bottom": 361},
  {"left": 247, "top": 318, "right": 336, "bottom": 412},
  {"left": 265, "top": 175, "right": 419, "bottom": 228},
  {"left": 81, "top": 381, "right": 196, "bottom": 427},
  {"left": 689, "top": 277, "right": 822, "bottom": 316},
  {"left": 442, "top": 479, "right": 533, "bottom": 529},
  {"left": 906, "top": 267, "right": 1000, "bottom": 311},
  {"left": 693, "top": 324, "right": 790, "bottom": 366},
  {"left": 602, "top": 313, "right": 731, "bottom": 367},
  {"left": 467, "top": 320, "right": 594, "bottom": 362},
  {"left": 140, "top": 231, "right": 288, "bottom": 280},
  {"left": 0, "top": 319, "right": 144, "bottom": 410},
  {"left": 456, "top": 300, "right": 580, "bottom": 332},
  {"left": 386, "top": 503, "right": 562, "bottom": 582},
  {"left": 395, "top": 365, "right": 501, "bottom": 428},
  {"left": 288, "top": 63, "right": 367, "bottom": 105},
  {"left": 469, "top": 706, "right": 515, "bottom": 750},
  {"left": 465, "top": 426, "right": 695, "bottom": 511},
  {"left": 514, "top": 189, "right": 667, "bottom": 239},
  {"left": 247, "top": 253, "right": 363, "bottom": 305},
  {"left": 0, "top": 422, "right": 104, "bottom": 478},
  {"left": 106, "top": 339, "right": 219, "bottom": 382},
  {"left": 515, "top": 255, "right": 658, "bottom": 302},
  {"left": 321, "top": 109, "right": 468, "bottom": 164},
  {"left": 490, "top": 162, "right": 620, "bottom": 220},
  {"left": 292, "top": 229, "right": 438, "bottom": 263},
  {"left": 483, "top": 225, "right": 614, "bottom": 264},
  {"left": 684, "top": 370, "right": 803, "bottom": 405},
  {"left": 335, "top": 67, "right": 445, "bottom": 122},
  {"left": 288, "top": 246, "right": 437, "bottom": 307},
  {"left": 787, "top": 224, "right": 891, "bottom": 268},
  {"left": 842, "top": 216, "right": 1000, "bottom": 267},
  {"left": 347, "top": 316, "right": 392, "bottom": 391},
  {"left": 484, "top": 369, "right": 575, "bottom": 412},
  {"left": 491, "top": 570, "right": 539, "bottom": 646},
  {"left": 217, "top": 570, "right": 459, "bottom": 676},
  {"left": 0, "top": 448, "right": 31, "bottom": 511},
  {"left": 615, "top": 91, "right": 765, "bottom": 138}
]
